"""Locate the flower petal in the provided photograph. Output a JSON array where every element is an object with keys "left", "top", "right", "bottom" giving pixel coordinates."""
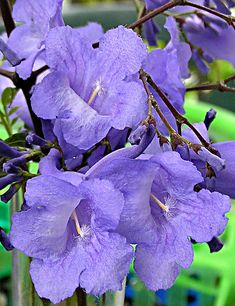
[
  {"left": 88, "top": 158, "right": 157, "bottom": 243},
  {"left": 30, "top": 242, "right": 86, "bottom": 304},
  {"left": 80, "top": 232, "right": 133, "bottom": 295},
  {"left": 10, "top": 175, "right": 82, "bottom": 258}
]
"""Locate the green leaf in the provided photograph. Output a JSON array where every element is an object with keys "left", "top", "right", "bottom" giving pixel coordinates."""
[
  {"left": 1, "top": 87, "right": 17, "bottom": 106},
  {"left": 8, "top": 106, "right": 19, "bottom": 116},
  {"left": 5, "top": 132, "right": 26, "bottom": 147}
]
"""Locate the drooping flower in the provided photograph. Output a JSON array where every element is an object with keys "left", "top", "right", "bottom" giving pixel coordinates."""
[
  {"left": 143, "top": 19, "right": 159, "bottom": 46},
  {"left": 132, "top": 151, "right": 230, "bottom": 290},
  {"left": 31, "top": 25, "right": 148, "bottom": 151},
  {"left": 181, "top": 122, "right": 235, "bottom": 199},
  {"left": 4, "top": 0, "right": 64, "bottom": 79},
  {"left": 183, "top": 14, "right": 235, "bottom": 68},
  {"left": 9, "top": 127, "right": 156, "bottom": 303},
  {"left": 144, "top": 0, "right": 235, "bottom": 72}
]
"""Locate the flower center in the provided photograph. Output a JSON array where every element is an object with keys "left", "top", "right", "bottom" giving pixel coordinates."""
[
  {"left": 71, "top": 210, "right": 91, "bottom": 239},
  {"left": 150, "top": 194, "right": 177, "bottom": 218}
]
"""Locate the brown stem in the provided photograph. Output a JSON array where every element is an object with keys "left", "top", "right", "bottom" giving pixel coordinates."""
[
  {"left": 22, "top": 87, "right": 43, "bottom": 137},
  {"left": 224, "top": 74, "right": 235, "bottom": 83},
  {"left": 139, "top": 69, "right": 155, "bottom": 125},
  {"left": 0, "top": 69, "right": 43, "bottom": 136},
  {"left": 32, "top": 65, "right": 49, "bottom": 79},
  {"left": 187, "top": 74, "right": 235, "bottom": 93},
  {"left": 0, "top": 67, "right": 14, "bottom": 80},
  {"left": 140, "top": 69, "right": 175, "bottom": 134},
  {"left": 187, "top": 82, "right": 235, "bottom": 93},
  {"left": 0, "top": 0, "right": 15, "bottom": 36},
  {"left": 76, "top": 288, "right": 87, "bottom": 306},
  {"left": 128, "top": 0, "right": 235, "bottom": 31},
  {"left": 128, "top": 0, "right": 181, "bottom": 30},
  {"left": 102, "top": 294, "right": 106, "bottom": 306}
]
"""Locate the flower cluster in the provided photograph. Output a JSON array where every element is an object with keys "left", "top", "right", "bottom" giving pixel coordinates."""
[{"left": 0, "top": 0, "right": 234, "bottom": 304}]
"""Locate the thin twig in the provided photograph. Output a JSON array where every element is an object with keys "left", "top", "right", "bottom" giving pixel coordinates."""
[
  {"left": 32, "top": 65, "right": 49, "bottom": 79},
  {"left": 140, "top": 69, "right": 179, "bottom": 136},
  {"left": 144, "top": 71, "right": 213, "bottom": 150},
  {"left": 102, "top": 294, "right": 106, "bottom": 306},
  {"left": 0, "top": 67, "right": 14, "bottom": 80},
  {"left": 0, "top": 0, "right": 15, "bottom": 36},
  {"left": 187, "top": 74, "right": 235, "bottom": 93},
  {"left": 128, "top": 0, "right": 181, "bottom": 29},
  {"left": 224, "top": 74, "right": 235, "bottom": 83},
  {"left": 76, "top": 288, "right": 87, "bottom": 306}
]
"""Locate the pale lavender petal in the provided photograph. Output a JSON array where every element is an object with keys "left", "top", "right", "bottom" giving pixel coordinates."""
[
  {"left": 10, "top": 176, "right": 82, "bottom": 258},
  {"left": 30, "top": 242, "right": 86, "bottom": 304},
  {"left": 80, "top": 232, "right": 133, "bottom": 295}
]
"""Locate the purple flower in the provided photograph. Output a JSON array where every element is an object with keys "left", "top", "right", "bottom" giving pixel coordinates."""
[
  {"left": 5, "top": 0, "right": 64, "bottom": 79},
  {"left": 207, "top": 0, "right": 235, "bottom": 13},
  {"left": 181, "top": 123, "right": 235, "bottom": 199},
  {"left": 132, "top": 152, "right": 230, "bottom": 290},
  {"left": 0, "top": 140, "right": 23, "bottom": 158},
  {"left": 145, "top": 0, "right": 169, "bottom": 10},
  {"left": 31, "top": 26, "right": 148, "bottom": 151},
  {"left": 9, "top": 126, "right": 155, "bottom": 303},
  {"left": 144, "top": 1, "right": 235, "bottom": 71},
  {"left": 184, "top": 14, "right": 235, "bottom": 68},
  {"left": 76, "top": 22, "right": 104, "bottom": 45},
  {"left": 144, "top": 19, "right": 159, "bottom": 46}
]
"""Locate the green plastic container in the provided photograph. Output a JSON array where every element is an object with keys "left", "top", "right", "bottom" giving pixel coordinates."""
[{"left": 0, "top": 201, "right": 11, "bottom": 279}]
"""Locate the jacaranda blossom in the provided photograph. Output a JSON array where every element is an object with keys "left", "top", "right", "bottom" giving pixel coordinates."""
[
  {"left": 9, "top": 126, "right": 156, "bottom": 303},
  {"left": 5, "top": 0, "right": 64, "bottom": 79},
  {"left": 181, "top": 122, "right": 235, "bottom": 199},
  {"left": 133, "top": 151, "right": 230, "bottom": 290},
  {"left": 31, "top": 25, "right": 148, "bottom": 151}
]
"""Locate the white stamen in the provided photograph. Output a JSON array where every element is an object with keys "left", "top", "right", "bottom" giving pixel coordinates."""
[
  {"left": 150, "top": 193, "right": 169, "bottom": 213},
  {"left": 150, "top": 194, "right": 177, "bottom": 218},
  {"left": 87, "top": 82, "right": 102, "bottom": 106},
  {"left": 163, "top": 196, "right": 177, "bottom": 218},
  {"left": 71, "top": 210, "right": 82, "bottom": 236},
  {"left": 80, "top": 224, "right": 91, "bottom": 239}
]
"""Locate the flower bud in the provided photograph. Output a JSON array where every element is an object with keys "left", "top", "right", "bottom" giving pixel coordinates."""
[
  {"left": 0, "top": 174, "right": 21, "bottom": 190},
  {"left": 1, "top": 183, "right": 21, "bottom": 203},
  {"left": 204, "top": 109, "right": 217, "bottom": 130},
  {"left": 0, "top": 228, "right": 14, "bottom": 251},
  {"left": 128, "top": 125, "right": 147, "bottom": 145},
  {"left": 207, "top": 237, "right": 223, "bottom": 253},
  {"left": 0, "top": 141, "right": 23, "bottom": 158},
  {"left": 26, "top": 133, "right": 49, "bottom": 148}
]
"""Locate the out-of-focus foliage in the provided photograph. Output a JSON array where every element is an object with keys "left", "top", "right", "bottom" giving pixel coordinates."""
[{"left": 73, "top": 0, "right": 131, "bottom": 3}]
